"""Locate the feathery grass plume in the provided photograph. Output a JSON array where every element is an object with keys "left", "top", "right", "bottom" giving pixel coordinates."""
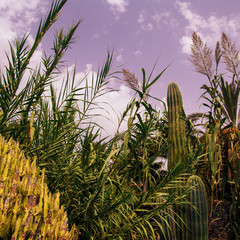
[
  {"left": 215, "top": 41, "right": 222, "bottom": 73},
  {"left": 221, "top": 32, "right": 240, "bottom": 80},
  {"left": 190, "top": 32, "right": 213, "bottom": 81},
  {"left": 122, "top": 68, "right": 140, "bottom": 90},
  {"left": 122, "top": 68, "right": 150, "bottom": 100}
]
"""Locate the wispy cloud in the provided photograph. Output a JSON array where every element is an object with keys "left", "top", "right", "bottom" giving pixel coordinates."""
[
  {"left": 152, "top": 11, "right": 170, "bottom": 23},
  {"left": 137, "top": 11, "right": 153, "bottom": 32},
  {"left": 138, "top": 10, "right": 178, "bottom": 32},
  {"left": 106, "top": 0, "right": 129, "bottom": 13},
  {"left": 115, "top": 48, "right": 124, "bottom": 62},
  {"left": 0, "top": 0, "right": 40, "bottom": 12},
  {"left": 176, "top": 0, "right": 240, "bottom": 54},
  {"left": 116, "top": 54, "right": 123, "bottom": 62},
  {"left": 152, "top": 11, "right": 178, "bottom": 29},
  {"left": 137, "top": 13, "right": 145, "bottom": 24}
]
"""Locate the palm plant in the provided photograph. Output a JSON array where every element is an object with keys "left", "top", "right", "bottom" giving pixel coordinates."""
[{"left": 0, "top": 0, "right": 81, "bottom": 146}]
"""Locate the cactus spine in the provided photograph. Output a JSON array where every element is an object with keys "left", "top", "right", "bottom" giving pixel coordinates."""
[
  {"left": 0, "top": 135, "right": 77, "bottom": 239},
  {"left": 167, "top": 82, "right": 187, "bottom": 169}
]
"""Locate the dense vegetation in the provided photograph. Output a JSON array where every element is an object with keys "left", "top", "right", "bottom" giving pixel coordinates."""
[{"left": 0, "top": 0, "right": 239, "bottom": 239}]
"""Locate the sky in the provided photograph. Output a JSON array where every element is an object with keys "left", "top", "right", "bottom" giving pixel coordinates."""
[{"left": 1, "top": 0, "right": 240, "bottom": 136}]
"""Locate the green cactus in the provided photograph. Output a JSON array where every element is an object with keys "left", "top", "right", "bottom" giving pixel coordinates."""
[
  {"left": 156, "top": 193, "right": 177, "bottom": 240},
  {"left": 0, "top": 135, "right": 78, "bottom": 239},
  {"left": 166, "top": 83, "right": 208, "bottom": 240},
  {"left": 167, "top": 82, "right": 187, "bottom": 169},
  {"left": 174, "top": 175, "right": 208, "bottom": 240},
  {"left": 185, "top": 175, "right": 208, "bottom": 240}
]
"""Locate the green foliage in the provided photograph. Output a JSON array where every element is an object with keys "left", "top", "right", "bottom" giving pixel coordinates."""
[
  {"left": 0, "top": 2, "right": 194, "bottom": 238},
  {"left": 3, "top": 0, "right": 240, "bottom": 239},
  {"left": 0, "top": 0, "right": 81, "bottom": 147}
]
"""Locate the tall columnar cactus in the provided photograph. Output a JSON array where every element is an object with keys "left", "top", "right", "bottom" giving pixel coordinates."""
[
  {"left": 0, "top": 135, "right": 78, "bottom": 239},
  {"left": 156, "top": 193, "right": 177, "bottom": 240},
  {"left": 174, "top": 175, "right": 208, "bottom": 240},
  {"left": 167, "top": 82, "right": 187, "bottom": 169},
  {"left": 185, "top": 175, "right": 208, "bottom": 240},
  {"left": 166, "top": 83, "right": 208, "bottom": 240}
]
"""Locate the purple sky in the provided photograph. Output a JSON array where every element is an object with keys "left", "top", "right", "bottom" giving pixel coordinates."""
[{"left": 1, "top": 0, "right": 240, "bottom": 135}]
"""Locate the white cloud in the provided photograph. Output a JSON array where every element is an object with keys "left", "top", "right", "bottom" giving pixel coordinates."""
[
  {"left": 179, "top": 36, "right": 192, "bottom": 54},
  {"left": 152, "top": 11, "right": 170, "bottom": 23},
  {"left": 0, "top": 0, "right": 47, "bottom": 92},
  {"left": 116, "top": 54, "right": 123, "bottom": 62},
  {"left": 134, "top": 50, "right": 142, "bottom": 56},
  {"left": 152, "top": 11, "right": 179, "bottom": 30},
  {"left": 176, "top": 0, "right": 240, "bottom": 54},
  {"left": 0, "top": 0, "right": 44, "bottom": 67},
  {"left": 0, "top": 0, "right": 40, "bottom": 12},
  {"left": 138, "top": 10, "right": 178, "bottom": 32},
  {"left": 137, "top": 13, "right": 145, "bottom": 24},
  {"left": 106, "top": 0, "right": 128, "bottom": 13},
  {"left": 144, "top": 23, "right": 154, "bottom": 32},
  {"left": 93, "top": 84, "right": 132, "bottom": 137},
  {"left": 115, "top": 48, "right": 123, "bottom": 62},
  {"left": 137, "top": 12, "right": 154, "bottom": 32}
]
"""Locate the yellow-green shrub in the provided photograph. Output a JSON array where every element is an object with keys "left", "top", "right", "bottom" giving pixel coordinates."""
[{"left": 0, "top": 135, "right": 78, "bottom": 239}]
